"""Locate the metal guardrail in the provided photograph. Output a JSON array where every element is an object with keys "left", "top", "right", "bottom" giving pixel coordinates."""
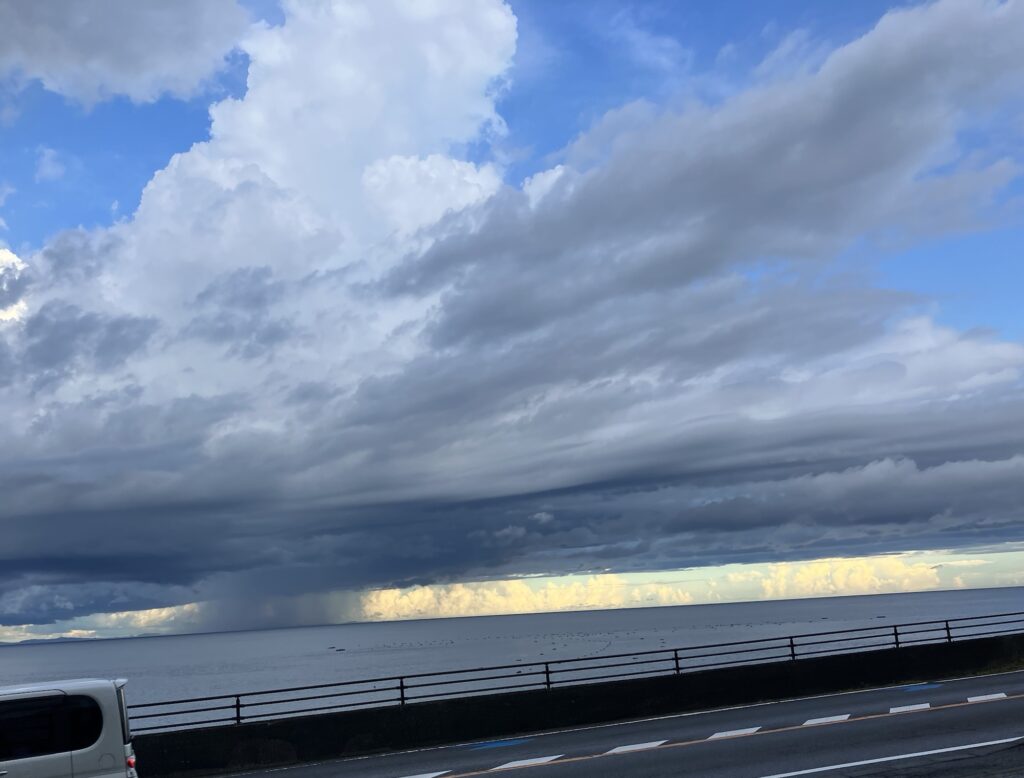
[{"left": 128, "top": 609, "right": 1024, "bottom": 732}]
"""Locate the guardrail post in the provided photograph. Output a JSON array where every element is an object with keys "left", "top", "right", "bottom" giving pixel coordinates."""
[
  {"left": 234, "top": 696, "right": 241, "bottom": 725},
  {"left": 544, "top": 663, "right": 552, "bottom": 690},
  {"left": 945, "top": 620, "right": 952, "bottom": 643},
  {"left": 789, "top": 636, "right": 797, "bottom": 661},
  {"left": 399, "top": 677, "right": 406, "bottom": 706},
  {"left": 893, "top": 625, "right": 900, "bottom": 649},
  {"left": 673, "top": 649, "right": 680, "bottom": 674}
]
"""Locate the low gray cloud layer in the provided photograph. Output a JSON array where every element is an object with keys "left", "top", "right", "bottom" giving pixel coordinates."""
[
  {"left": 1, "top": 0, "right": 1023, "bottom": 628},
  {"left": 0, "top": 0, "right": 247, "bottom": 105}
]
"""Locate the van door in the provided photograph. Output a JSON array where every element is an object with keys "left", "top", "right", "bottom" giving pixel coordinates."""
[
  {"left": 0, "top": 692, "right": 73, "bottom": 778},
  {"left": 67, "top": 694, "right": 121, "bottom": 778}
]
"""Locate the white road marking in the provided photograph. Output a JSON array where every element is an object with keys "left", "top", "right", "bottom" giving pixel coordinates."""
[
  {"left": 709, "top": 726, "right": 761, "bottom": 739},
  {"left": 605, "top": 740, "right": 668, "bottom": 754},
  {"left": 889, "top": 703, "right": 930, "bottom": 713},
  {"left": 802, "top": 714, "right": 850, "bottom": 726},
  {"left": 400, "top": 773, "right": 450, "bottom": 778},
  {"left": 759, "top": 735, "right": 1023, "bottom": 777},
  {"left": 491, "top": 755, "right": 563, "bottom": 770},
  {"left": 968, "top": 692, "right": 1007, "bottom": 703}
]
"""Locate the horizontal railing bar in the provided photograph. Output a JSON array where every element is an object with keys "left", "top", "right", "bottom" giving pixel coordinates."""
[
  {"left": 679, "top": 654, "right": 790, "bottom": 672},
  {"left": 544, "top": 666, "right": 675, "bottom": 687},
  {"left": 951, "top": 618, "right": 1024, "bottom": 633},
  {"left": 897, "top": 635, "right": 948, "bottom": 647},
  {"left": 239, "top": 679, "right": 403, "bottom": 698},
  {"left": 784, "top": 643, "right": 903, "bottom": 659},
  {"left": 241, "top": 698, "right": 399, "bottom": 720},
  {"left": 943, "top": 610, "right": 1024, "bottom": 625},
  {"left": 129, "top": 695, "right": 238, "bottom": 709},
  {"left": 788, "top": 624, "right": 911, "bottom": 641},
  {"left": 242, "top": 687, "right": 400, "bottom": 708},
  {"left": 576, "top": 653, "right": 780, "bottom": 678},
  {"left": 953, "top": 625, "right": 1024, "bottom": 640},
  {"left": 133, "top": 677, "right": 413, "bottom": 708},
  {"left": 551, "top": 655, "right": 675, "bottom": 675},
  {"left": 405, "top": 669, "right": 547, "bottom": 691},
  {"left": 393, "top": 661, "right": 547, "bottom": 681},
  {"left": 677, "top": 644, "right": 792, "bottom": 662},
  {"left": 405, "top": 679, "right": 547, "bottom": 701},
  {"left": 549, "top": 651, "right": 673, "bottom": 669},
  {"left": 792, "top": 633, "right": 895, "bottom": 650},
  {"left": 808, "top": 610, "right": 1024, "bottom": 634},
  {"left": 548, "top": 637, "right": 790, "bottom": 667},
  {"left": 795, "top": 629, "right": 893, "bottom": 645},
  {"left": 784, "top": 611, "right": 1023, "bottom": 640},
  {"left": 129, "top": 703, "right": 237, "bottom": 720},
  {"left": 894, "top": 626, "right": 949, "bottom": 637}
]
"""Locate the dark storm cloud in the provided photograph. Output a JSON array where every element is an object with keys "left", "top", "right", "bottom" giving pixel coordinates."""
[
  {"left": 8, "top": 393, "right": 1024, "bottom": 627},
  {"left": 16, "top": 301, "right": 158, "bottom": 388},
  {"left": 1, "top": 0, "right": 1024, "bottom": 630},
  {"left": 0, "top": 579, "right": 199, "bottom": 628}
]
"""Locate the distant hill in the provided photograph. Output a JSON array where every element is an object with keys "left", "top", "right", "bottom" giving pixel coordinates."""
[{"left": 1, "top": 637, "right": 98, "bottom": 646}]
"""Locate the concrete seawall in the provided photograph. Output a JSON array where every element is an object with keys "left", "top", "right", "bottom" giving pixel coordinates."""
[{"left": 134, "top": 632, "right": 1024, "bottom": 777}]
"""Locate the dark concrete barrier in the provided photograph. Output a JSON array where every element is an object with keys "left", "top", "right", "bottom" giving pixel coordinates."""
[{"left": 135, "top": 633, "right": 1024, "bottom": 777}]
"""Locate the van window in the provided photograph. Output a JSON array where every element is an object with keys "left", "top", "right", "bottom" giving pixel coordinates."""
[
  {"left": 0, "top": 695, "right": 104, "bottom": 760},
  {"left": 0, "top": 697, "right": 63, "bottom": 760},
  {"left": 64, "top": 695, "right": 103, "bottom": 751}
]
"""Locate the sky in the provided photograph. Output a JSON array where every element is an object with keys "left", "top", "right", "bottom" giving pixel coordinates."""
[{"left": 1, "top": 0, "right": 1023, "bottom": 641}]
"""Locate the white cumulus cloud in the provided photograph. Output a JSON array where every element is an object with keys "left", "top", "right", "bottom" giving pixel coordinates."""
[{"left": 754, "top": 557, "right": 942, "bottom": 600}]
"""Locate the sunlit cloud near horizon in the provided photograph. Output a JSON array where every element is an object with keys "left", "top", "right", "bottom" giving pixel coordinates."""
[
  {"left": 4, "top": 546, "right": 1022, "bottom": 642},
  {"left": 1, "top": 0, "right": 1024, "bottom": 640}
]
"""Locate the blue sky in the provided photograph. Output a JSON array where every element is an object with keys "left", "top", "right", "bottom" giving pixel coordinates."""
[
  {"left": 0, "top": 57, "right": 247, "bottom": 252},
  {"left": 1, "top": 0, "right": 1023, "bottom": 638}
]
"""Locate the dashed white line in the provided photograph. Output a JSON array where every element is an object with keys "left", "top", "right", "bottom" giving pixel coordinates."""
[
  {"left": 491, "top": 755, "right": 563, "bottom": 770},
  {"left": 709, "top": 726, "right": 761, "bottom": 739},
  {"left": 802, "top": 714, "right": 850, "bottom": 726},
  {"left": 968, "top": 692, "right": 1007, "bottom": 703},
  {"left": 400, "top": 772, "right": 451, "bottom": 778},
  {"left": 889, "top": 703, "right": 930, "bottom": 713},
  {"left": 605, "top": 740, "right": 668, "bottom": 754},
  {"left": 759, "top": 735, "right": 1023, "bottom": 777}
]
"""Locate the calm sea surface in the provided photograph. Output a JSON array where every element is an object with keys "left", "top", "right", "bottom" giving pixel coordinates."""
[{"left": 2, "top": 587, "right": 1021, "bottom": 705}]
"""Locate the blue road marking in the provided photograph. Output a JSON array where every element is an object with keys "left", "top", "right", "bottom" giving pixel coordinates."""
[
  {"left": 468, "top": 737, "right": 534, "bottom": 750},
  {"left": 902, "top": 682, "right": 943, "bottom": 692}
]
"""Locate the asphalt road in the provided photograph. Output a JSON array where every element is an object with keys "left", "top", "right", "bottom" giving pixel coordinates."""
[{"left": 230, "top": 668, "right": 1024, "bottom": 777}]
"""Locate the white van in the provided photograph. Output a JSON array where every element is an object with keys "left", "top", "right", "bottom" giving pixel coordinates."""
[{"left": 0, "top": 679, "right": 138, "bottom": 778}]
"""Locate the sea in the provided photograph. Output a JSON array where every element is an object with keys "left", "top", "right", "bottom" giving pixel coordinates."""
[{"left": 1, "top": 586, "right": 1021, "bottom": 706}]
